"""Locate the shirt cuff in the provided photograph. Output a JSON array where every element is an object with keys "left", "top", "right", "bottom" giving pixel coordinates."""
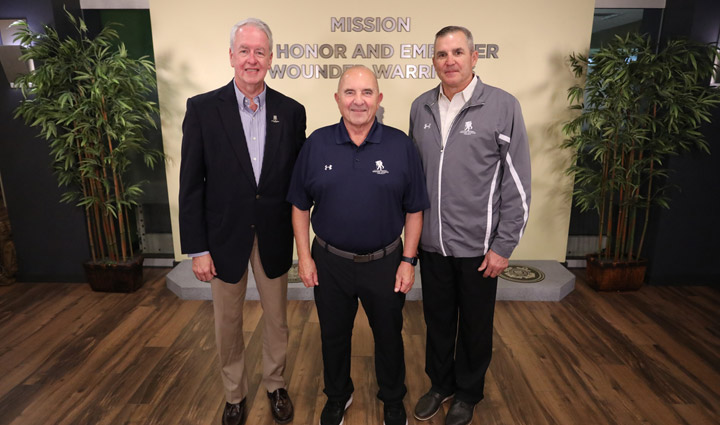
[{"left": 188, "top": 251, "right": 210, "bottom": 258}]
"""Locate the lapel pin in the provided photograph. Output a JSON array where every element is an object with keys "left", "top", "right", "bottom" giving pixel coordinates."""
[{"left": 271, "top": 115, "right": 280, "bottom": 123}]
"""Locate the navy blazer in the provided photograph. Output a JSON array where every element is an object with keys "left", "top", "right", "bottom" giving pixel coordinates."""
[{"left": 179, "top": 81, "right": 306, "bottom": 282}]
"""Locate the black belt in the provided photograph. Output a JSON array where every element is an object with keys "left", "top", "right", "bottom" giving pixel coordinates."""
[{"left": 315, "top": 236, "right": 401, "bottom": 263}]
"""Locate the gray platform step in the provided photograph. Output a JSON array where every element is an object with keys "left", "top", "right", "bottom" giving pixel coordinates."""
[{"left": 166, "top": 259, "right": 574, "bottom": 302}]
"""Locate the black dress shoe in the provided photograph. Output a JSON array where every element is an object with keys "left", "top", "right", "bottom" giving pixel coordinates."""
[
  {"left": 222, "top": 399, "right": 246, "bottom": 425},
  {"left": 445, "top": 399, "right": 475, "bottom": 425},
  {"left": 413, "top": 390, "right": 453, "bottom": 420},
  {"left": 267, "top": 388, "right": 294, "bottom": 424}
]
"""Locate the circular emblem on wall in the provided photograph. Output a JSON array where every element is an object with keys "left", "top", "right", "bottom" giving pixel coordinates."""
[{"left": 500, "top": 265, "right": 545, "bottom": 283}]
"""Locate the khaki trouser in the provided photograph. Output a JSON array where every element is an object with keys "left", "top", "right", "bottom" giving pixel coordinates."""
[{"left": 210, "top": 236, "right": 289, "bottom": 403}]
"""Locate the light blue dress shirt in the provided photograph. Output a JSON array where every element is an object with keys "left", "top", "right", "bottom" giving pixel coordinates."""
[{"left": 234, "top": 81, "right": 267, "bottom": 185}]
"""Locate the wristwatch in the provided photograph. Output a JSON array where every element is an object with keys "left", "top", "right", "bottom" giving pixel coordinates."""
[{"left": 401, "top": 256, "right": 418, "bottom": 266}]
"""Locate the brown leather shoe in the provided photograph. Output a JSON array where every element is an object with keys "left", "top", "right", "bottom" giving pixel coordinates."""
[
  {"left": 267, "top": 388, "right": 294, "bottom": 424},
  {"left": 222, "top": 399, "right": 245, "bottom": 425}
]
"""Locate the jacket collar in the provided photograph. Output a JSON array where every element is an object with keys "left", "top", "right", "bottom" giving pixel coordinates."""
[{"left": 424, "top": 75, "right": 487, "bottom": 109}]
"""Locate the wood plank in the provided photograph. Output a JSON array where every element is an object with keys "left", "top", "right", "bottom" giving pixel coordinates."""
[{"left": 286, "top": 319, "right": 323, "bottom": 425}]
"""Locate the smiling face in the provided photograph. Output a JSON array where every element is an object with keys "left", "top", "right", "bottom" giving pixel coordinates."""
[
  {"left": 229, "top": 24, "right": 272, "bottom": 97},
  {"left": 433, "top": 30, "right": 478, "bottom": 97},
  {"left": 335, "top": 66, "right": 383, "bottom": 132}
]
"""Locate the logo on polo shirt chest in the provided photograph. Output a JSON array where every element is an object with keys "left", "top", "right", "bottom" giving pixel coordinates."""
[{"left": 372, "top": 160, "right": 389, "bottom": 175}]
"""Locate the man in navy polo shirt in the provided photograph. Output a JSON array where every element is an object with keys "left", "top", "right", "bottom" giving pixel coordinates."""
[{"left": 288, "top": 65, "right": 429, "bottom": 425}]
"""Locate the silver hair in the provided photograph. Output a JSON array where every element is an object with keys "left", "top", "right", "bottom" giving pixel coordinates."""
[
  {"left": 230, "top": 18, "right": 273, "bottom": 53},
  {"left": 434, "top": 25, "right": 474, "bottom": 53}
]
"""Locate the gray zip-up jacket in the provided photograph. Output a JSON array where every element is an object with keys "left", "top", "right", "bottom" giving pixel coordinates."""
[{"left": 409, "top": 78, "right": 531, "bottom": 259}]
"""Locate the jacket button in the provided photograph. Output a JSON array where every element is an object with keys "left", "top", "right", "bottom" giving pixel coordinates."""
[
  {"left": 250, "top": 224, "right": 256, "bottom": 229},
  {"left": 256, "top": 194, "right": 261, "bottom": 199}
]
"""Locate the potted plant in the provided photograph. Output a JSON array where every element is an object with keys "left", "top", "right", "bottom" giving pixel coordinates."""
[
  {"left": 12, "top": 10, "right": 164, "bottom": 292},
  {"left": 562, "top": 33, "right": 720, "bottom": 291}
]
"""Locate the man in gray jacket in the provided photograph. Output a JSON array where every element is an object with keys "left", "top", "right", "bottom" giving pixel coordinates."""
[{"left": 409, "top": 26, "right": 531, "bottom": 425}]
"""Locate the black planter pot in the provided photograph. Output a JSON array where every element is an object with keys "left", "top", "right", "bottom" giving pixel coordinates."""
[
  {"left": 83, "top": 255, "right": 144, "bottom": 292},
  {"left": 586, "top": 254, "right": 647, "bottom": 291}
]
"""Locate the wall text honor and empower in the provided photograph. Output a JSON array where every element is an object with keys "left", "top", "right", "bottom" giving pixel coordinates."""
[{"left": 270, "top": 17, "right": 499, "bottom": 80}]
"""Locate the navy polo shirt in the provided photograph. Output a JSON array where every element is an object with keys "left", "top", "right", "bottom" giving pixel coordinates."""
[{"left": 287, "top": 118, "right": 429, "bottom": 253}]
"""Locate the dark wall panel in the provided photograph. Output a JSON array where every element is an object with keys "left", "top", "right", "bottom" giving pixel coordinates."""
[
  {"left": 645, "top": 0, "right": 720, "bottom": 286},
  {"left": 0, "top": 0, "right": 89, "bottom": 282}
]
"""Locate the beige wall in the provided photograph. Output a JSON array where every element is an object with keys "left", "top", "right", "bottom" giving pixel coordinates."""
[{"left": 149, "top": 0, "right": 595, "bottom": 262}]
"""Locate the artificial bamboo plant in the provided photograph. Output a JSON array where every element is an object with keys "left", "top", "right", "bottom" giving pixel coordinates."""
[
  {"left": 12, "top": 10, "right": 164, "bottom": 264},
  {"left": 562, "top": 33, "right": 720, "bottom": 263}
]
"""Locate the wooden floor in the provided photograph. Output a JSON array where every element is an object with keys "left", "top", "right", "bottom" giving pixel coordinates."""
[{"left": 0, "top": 268, "right": 719, "bottom": 425}]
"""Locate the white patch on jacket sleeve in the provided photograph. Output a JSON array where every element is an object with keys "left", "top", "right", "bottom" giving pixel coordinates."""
[
  {"left": 505, "top": 153, "right": 529, "bottom": 239},
  {"left": 484, "top": 161, "right": 502, "bottom": 255}
]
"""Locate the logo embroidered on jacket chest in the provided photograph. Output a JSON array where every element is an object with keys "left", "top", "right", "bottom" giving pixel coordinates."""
[{"left": 460, "top": 121, "right": 476, "bottom": 135}]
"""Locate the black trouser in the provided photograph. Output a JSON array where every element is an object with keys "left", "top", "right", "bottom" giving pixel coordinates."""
[
  {"left": 418, "top": 248, "right": 498, "bottom": 405},
  {"left": 312, "top": 238, "right": 407, "bottom": 404}
]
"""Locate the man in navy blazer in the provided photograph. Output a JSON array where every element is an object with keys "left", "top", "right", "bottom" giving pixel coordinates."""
[{"left": 179, "top": 18, "right": 306, "bottom": 425}]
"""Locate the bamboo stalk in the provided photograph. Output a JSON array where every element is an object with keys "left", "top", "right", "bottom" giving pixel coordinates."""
[
  {"left": 89, "top": 169, "right": 107, "bottom": 260},
  {"left": 614, "top": 182, "right": 624, "bottom": 262},
  {"left": 598, "top": 149, "right": 609, "bottom": 255},
  {"left": 614, "top": 134, "right": 627, "bottom": 262},
  {"left": 101, "top": 96, "right": 128, "bottom": 261},
  {"left": 627, "top": 132, "right": 645, "bottom": 261},
  {"left": 98, "top": 150, "right": 119, "bottom": 262},
  {"left": 109, "top": 161, "right": 126, "bottom": 261},
  {"left": 81, "top": 139, "right": 105, "bottom": 261},
  {"left": 106, "top": 196, "right": 120, "bottom": 261},
  {"left": 119, "top": 178, "right": 135, "bottom": 258},
  {"left": 93, "top": 175, "right": 112, "bottom": 261},
  {"left": 637, "top": 160, "right": 654, "bottom": 261},
  {"left": 97, "top": 143, "right": 120, "bottom": 261},
  {"left": 99, "top": 195, "right": 116, "bottom": 262},
  {"left": 619, "top": 147, "right": 636, "bottom": 261},
  {"left": 605, "top": 131, "right": 619, "bottom": 260},
  {"left": 75, "top": 137, "right": 96, "bottom": 262},
  {"left": 620, "top": 200, "right": 629, "bottom": 261},
  {"left": 637, "top": 104, "right": 659, "bottom": 262},
  {"left": 125, "top": 203, "right": 134, "bottom": 259},
  {"left": 627, "top": 206, "right": 637, "bottom": 261}
]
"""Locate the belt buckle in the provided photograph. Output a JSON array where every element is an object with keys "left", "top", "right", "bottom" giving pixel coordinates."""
[{"left": 353, "top": 254, "right": 372, "bottom": 263}]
